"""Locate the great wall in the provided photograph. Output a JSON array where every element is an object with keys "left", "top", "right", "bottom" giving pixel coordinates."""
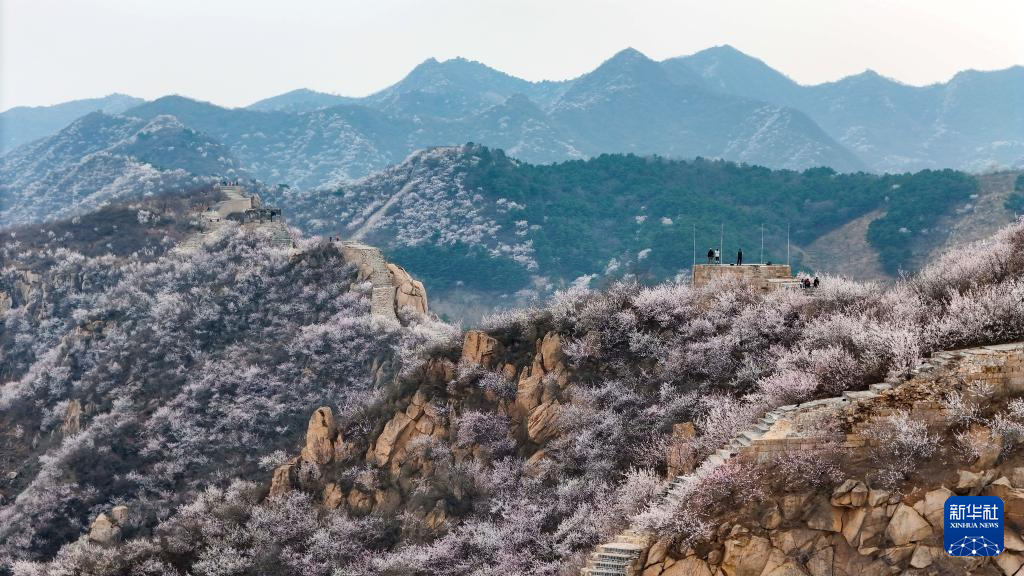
[
  {"left": 176, "top": 184, "right": 428, "bottom": 321},
  {"left": 581, "top": 342, "right": 1024, "bottom": 576}
]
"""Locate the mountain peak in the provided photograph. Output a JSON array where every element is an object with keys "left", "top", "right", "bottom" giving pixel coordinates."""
[
  {"left": 412, "top": 57, "right": 441, "bottom": 70},
  {"left": 701, "top": 44, "right": 744, "bottom": 56},
  {"left": 606, "top": 47, "right": 652, "bottom": 64},
  {"left": 590, "top": 48, "right": 660, "bottom": 77}
]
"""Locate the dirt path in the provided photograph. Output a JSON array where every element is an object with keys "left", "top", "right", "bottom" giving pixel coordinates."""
[
  {"left": 798, "top": 208, "right": 889, "bottom": 281},
  {"left": 348, "top": 179, "right": 415, "bottom": 241}
]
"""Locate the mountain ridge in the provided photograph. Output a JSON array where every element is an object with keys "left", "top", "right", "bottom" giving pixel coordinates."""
[{"left": 4, "top": 46, "right": 1018, "bottom": 177}]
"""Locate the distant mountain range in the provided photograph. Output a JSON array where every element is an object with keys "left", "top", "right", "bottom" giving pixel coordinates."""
[
  {"left": 0, "top": 93, "right": 144, "bottom": 153},
  {"left": 0, "top": 113, "right": 235, "bottom": 223},
  {"left": 1, "top": 46, "right": 1021, "bottom": 228}
]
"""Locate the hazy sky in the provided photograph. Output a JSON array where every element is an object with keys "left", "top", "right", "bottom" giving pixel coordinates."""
[{"left": 2, "top": 0, "right": 1021, "bottom": 110}]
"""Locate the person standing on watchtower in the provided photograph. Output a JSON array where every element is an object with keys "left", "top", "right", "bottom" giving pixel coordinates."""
[
  {"left": 714, "top": 249, "right": 721, "bottom": 264},
  {"left": 707, "top": 248, "right": 715, "bottom": 264},
  {"left": 737, "top": 248, "right": 743, "bottom": 265}
]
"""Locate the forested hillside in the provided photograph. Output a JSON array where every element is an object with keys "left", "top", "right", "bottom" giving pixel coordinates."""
[
  {"left": 0, "top": 221, "right": 455, "bottom": 565},
  {"left": 5, "top": 201, "right": 1024, "bottom": 575},
  {"left": 279, "top": 145, "right": 984, "bottom": 318}
]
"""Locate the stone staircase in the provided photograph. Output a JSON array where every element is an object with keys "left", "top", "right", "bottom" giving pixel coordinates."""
[
  {"left": 580, "top": 343, "right": 1024, "bottom": 575},
  {"left": 258, "top": 221, "right": 295, "bottom": 249},
  {"left": 334, "top": 240, "right": 398, "bottom": 320},
  {"left": 581, "top": 378, "right": 909, "bottom": 575},
  {"left": 580, "top": 531, "right": 648, "bottom": 576},
  {"left": 175, "top": 217, "right": 227, "bottom": 254}
]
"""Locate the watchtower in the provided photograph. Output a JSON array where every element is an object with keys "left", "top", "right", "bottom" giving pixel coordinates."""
[{"left": 692, "top": 264, "right": 801, "bottom": 292}]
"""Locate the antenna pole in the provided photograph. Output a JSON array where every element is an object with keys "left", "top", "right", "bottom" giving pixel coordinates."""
[
  {"left": 719, "top": 223, "right": 723, "bottom": 266},
  {"left": 787, "top": 223, "right": 791, "bottom": 267},
  {"left": 760, "top": 223, "right": 764, "bottom": 265},
  {"left": 692, "top": 223, "right": 696, "bottom": 272}
]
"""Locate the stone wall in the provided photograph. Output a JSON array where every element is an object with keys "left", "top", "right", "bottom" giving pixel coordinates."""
[
  {"left": 584, "top": 342, "right": 1024, "bottom": 576},
  {"left": 337, "top": 241, "right": 429, "bottom": 320},
  {"left": 692, "top": 264, "right": 795, "bottom": 291}
]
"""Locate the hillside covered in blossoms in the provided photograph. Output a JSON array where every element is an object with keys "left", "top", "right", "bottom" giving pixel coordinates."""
[{"left": 3, "top": 175, "right": 1024, "bottom": 573}]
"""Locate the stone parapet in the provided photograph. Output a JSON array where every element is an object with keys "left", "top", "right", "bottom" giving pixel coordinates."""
[{"left": 692, "top": 264, "right": 794, "bottom": 291}]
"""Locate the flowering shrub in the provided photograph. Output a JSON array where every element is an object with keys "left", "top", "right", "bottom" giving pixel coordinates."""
[
  {"left": 6, "top": 210, "right": 1024, "bottom": 574},
  {"left": 862, "top": 411, "right": 937, "bottom": 489}
]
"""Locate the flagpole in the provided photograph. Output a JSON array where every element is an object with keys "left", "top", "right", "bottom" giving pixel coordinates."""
[
  {"left": 760, "top": 223, "right": 764, "bottom": 265},
  {"left": 719, "top": 223, "right": 723, "bottom": 266},
  {"left": 787, "top": 223, "right": 791, "bottom": 267}
]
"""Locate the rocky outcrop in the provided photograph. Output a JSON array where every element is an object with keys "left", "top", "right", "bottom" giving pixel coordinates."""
[
  {"left": 366, "top": 387, "right": 451, "bottom": 491},
  {"left": 336, "top": 241, "right": 428, "bottom": 320},
  {"left": 269, "top": 457, "right": 300, "bottom": 498},
  {"left": 505, "top": 331, "right": 569, "bottom": 443},
  {"left": 666, "top": 422, "right": 697, "bottom": 477},
  {"left": 373, "top": 412, "right": 414, "bottom": 467},
  {"left": 61, "top": 399, "right": 82, "bottom": 437},
  {"left": 87, "top": 506, "right": 128, "bottom": 546},
  {"left": 462, "top": 330, "right": 503, "bottom": 368},
  {"left": 301, "top": 407, "right": 336, "bottom": 465},
  {"left": 270, "top": 407, "right": 342, "bottom": 498},
  {"left": 387, "top": 262, "right": 428, "bottom": 315}
]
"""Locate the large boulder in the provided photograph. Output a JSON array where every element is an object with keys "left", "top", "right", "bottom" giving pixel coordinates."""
[
  {"left": 462, "top": 331, "right": 502, "bottom": 368},
  {"left": 88, "top": 513, "right": 120, "bottom": 545},
  {"left": 662, "top": 556, "right": 712, "bottom": 576},
  {"left": 538, "top": 332, "right": 564, "bottom": 372},
  {"left": 667, "top": 422, "right": 697, "bottom": 477},
  {"left": 831, "top": 479, "right": 868, "bottom": 508},
  {"left": 323, "top": 483, "right": 344, "bottom": 510},
  {"left": 995, "top": 552, "right": 1024, "bottom": 576},
  {"left": 985, "top": 477, "right": 1024, "bottom": 528},
  {"left": 516, "top": 365, "right": 545, "bottom": 414},
  {"left": 269, "top": 457, "right": 300, "bottom": 497},
  {"left": 61, "top": 400, "right": 82, "bottom": 437},
  {"left": 387, "top": 263, "right": 428, "bottom": 315},
  {"left": 301, "top": 407, "right": 336, "bottom": 465},
  {"left": 913, "top": 487, "right": 952, "bottom": 528},
  {"left": 373, "top": 412, "right": 414, "bottom": 466},
  {"left": 885, "top": 504, "right": 932, "bottom": 546},
  {"left": 110, "top": 505, "right": 128, "bottom": 525},
  {"left": 805, "top": 498, "right": 842, "bottom": 532},
  {"left": 347, "top": 488, "right": 373, "bottom": 515},
  {"left": 526, "top": 401, "right": 561, "bottom": 444},
  {"left": 721, "top": 534, "right": 772, "bottom": 576}
]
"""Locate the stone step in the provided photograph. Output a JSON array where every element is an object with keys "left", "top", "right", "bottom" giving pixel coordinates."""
[
  {"left": 843, "top": 390, "right": 877, "bottom": 401},
  {"left": 869, "top": 383, "right": 893, "bottom": 393}
]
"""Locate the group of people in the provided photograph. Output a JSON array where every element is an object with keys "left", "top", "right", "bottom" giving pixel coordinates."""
[
  {"left": 706, "top": 248, "right": 745, "bottom": 265},
  {"left": 703, "top": 246, "right": 821, "bottom": 289},
  {"left": 706, "top": 248, "right": 720, "bottom": 264},
  {"left": 801, "top": 276, "right": 821, "bottom": 289}
]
